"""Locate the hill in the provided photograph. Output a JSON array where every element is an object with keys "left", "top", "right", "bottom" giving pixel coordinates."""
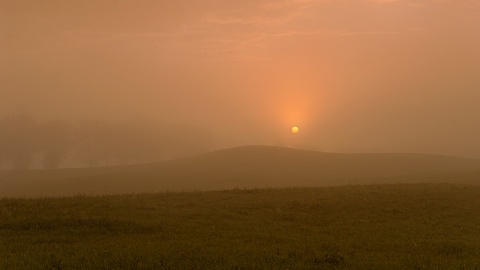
[{"left": 1, "top": 145, "right": 480, "bottom": 197}]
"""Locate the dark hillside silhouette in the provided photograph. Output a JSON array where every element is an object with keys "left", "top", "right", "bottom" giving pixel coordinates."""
[{"left": 1, "top": 146, "right": 479, "bottom": 197}]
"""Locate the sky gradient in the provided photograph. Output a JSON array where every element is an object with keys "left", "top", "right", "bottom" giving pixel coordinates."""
[{"left": 1, "top": 0, "right": 480, "bottom": 158}]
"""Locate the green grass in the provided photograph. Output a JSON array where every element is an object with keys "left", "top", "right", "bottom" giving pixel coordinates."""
[{"left": 2, "top": 183, "right": 480, "bottom": 269}]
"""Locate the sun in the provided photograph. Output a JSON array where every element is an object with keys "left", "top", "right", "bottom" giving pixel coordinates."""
[{"left": 291, "top": 126, "right": 299, "bottom": 134}]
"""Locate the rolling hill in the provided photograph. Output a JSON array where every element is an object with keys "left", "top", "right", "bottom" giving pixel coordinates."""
[{"left": 1, "top": 145, "right": 479, "bottom": 197}]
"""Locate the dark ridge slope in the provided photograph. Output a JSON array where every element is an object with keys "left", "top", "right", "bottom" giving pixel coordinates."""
[{"left": 1, "top": 145, "right": 479, "bottom": 197}]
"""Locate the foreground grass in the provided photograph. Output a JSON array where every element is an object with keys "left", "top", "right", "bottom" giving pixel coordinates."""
[{"left": 1, "top": 183, "right": 480, "bottom": 269}]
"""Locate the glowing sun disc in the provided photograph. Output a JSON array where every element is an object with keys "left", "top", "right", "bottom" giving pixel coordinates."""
[{"left": 291, "top": 126, "right": 299, "bottom": 134}]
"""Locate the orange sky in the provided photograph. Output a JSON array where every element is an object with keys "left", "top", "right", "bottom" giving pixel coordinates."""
[{"left": 1, "top": 0, "right": 480, "bottom": 157}]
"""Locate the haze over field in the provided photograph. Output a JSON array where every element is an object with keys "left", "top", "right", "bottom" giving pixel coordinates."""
[
  {"left": 1, "top": 146, "right": 480, "bottom": 197},
  {"left": 2, "top": 3, "right": 480, "bottom": 267},
  {"left": 2, "top": 0, "right": 480, "bottom": 160}
]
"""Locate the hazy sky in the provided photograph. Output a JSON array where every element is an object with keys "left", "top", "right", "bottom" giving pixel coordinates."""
[{"left": 1, "top": 0, "right": 480, "bottom": 157}]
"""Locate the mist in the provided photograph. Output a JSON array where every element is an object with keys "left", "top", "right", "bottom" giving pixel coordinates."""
[
  {"left": 4, "top": 2, "right": 480, "bottom": 268},
  {"left": 0, "top": 114, "right": 214, "bottom": 169},
  {"left": 2, "top": 0, "right": 480, "bottom": 162}
]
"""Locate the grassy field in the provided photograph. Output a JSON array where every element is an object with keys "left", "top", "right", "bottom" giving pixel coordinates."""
[{"left": 1, "top": 183, "right": 480, "bottom": 269}]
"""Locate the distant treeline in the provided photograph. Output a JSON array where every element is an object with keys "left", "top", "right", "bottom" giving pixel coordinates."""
[{"left": 0, "top": 114, "right": 214, "bottom": 170}]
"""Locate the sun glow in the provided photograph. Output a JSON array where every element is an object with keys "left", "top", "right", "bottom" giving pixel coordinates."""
[{"left": 291, "top": 126, "right": 299, "bottom": 134}]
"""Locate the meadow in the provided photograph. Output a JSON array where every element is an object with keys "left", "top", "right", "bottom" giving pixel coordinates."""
[{"left": 2, "top": 183, "right": 480, "bottom": 269}]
